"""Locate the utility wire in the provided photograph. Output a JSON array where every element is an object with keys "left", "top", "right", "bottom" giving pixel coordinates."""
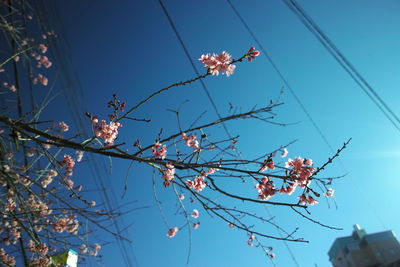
[
  {"left": 281, "top": 0, "right": 389, "bottom": 231},
  {"left": 158, "top": 1, "right": 279, "bottom": 266},
  {"left": 33, "top": 2, "right": 137, "bottom": 266},
  {"left": 158, "top": 0, "right": 234, "bottom": 140},
  {"left": 226, "top": 0, "right": 347, "bottom": 173},
  {"left": 281, "top": 0, "right": 400, "bottom": 132}
]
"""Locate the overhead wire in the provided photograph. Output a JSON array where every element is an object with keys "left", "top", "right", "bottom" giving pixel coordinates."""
[
  {"left": 157, "top": 1, "right": 281, "bottom": 265},
  {"left": 280, "top": 0, "right": 389, "bottom": 231},
  {"left": 32, "top": 1, "right": 138, "bottom": 266},
  {"left": 226, "top": 0, "right": 347, "bottom": 172},
  {"left": 281, "top": 0, "right": 400, "bottom": 132}
]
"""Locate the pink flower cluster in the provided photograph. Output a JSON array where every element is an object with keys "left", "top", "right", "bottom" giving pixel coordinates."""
[
  {"left": 0, "top": 248, "right": 15, "bottom": 266},
  {"left": 88, "top": 243, "right": 102, "bottom": 256},
  {"left": 58, "top": 121, "right": 69, "bottom": 132},
  {"left": 181, "top": 133, "right": 199, "bottom": 151},
  {"left": 33, "top": 54, "right": 52, "bottom": 69},
  {"left": 152, "top": 141, "right": 167, "bottom": 159},
  {"left": 281, "top": 148, "right": 288, "bottom": 158},
  {"left": 28, "top": 240, "right": 48, "bottom": 255},
  {"left": 38, "top": 44, "right": 48, "bottom": 54},
  {"left": 29, "top": 257, "right": 51, "bottom": 267},
  {"left": 204, "top": 167, "right": 218, "bottom": 176},
  {"left": 298, "top": 194, "right": 318, "bottom": 205},
  {"left": 191, "top": 209, "right": 199, "bottom": 219},
  {"left": 167, "top": 227, "right": 179, "bottom": 238},
  {"left": 186, "top": 176, "right": 207, "bottom": 192},
  {"left": 285, "top": 157, "right": 315, "bottom": 188},
  {"left": 93, "top": 119, "right": 122, "bottom": 145},
  {"left": 199, "top": 51, "right": 236, "bottom": 76},
  {"left": 2, "top": 82, "right": 17, "bottom": 92},
  {"left": 246, "top": 46, "right": 260, "bottom": 61},
  {"left": 324, "top": 188, "right": 334, "bottom": 197},
  {"left": 162, "top": 163, "right": 175, "bottom": 187},
  {"left": 61, "top": 154, "right": 75, "bottom": 174},
  {"left": 41, "top": 169, "right": 57, "bottom": 188},
  {"left": 259, "top": 158, "right": 275, "bottom": 172},
  {"left": 278, "top": 183, "right": 296, "bottom": 196},
  {"left": 32, "top": 74, "right": 48, "bottom": 86},
  {"left": 52, "top": 215, "right": 79, "bottom": 234},
  {"left": 255, "top": 177, "right": 276, "bottom": 200},
  {"left": 247, "top": 234, "right": 255, "bottom": 246},
  {"left": 27, "top": 195, "right": 52, "bottom": 217},
  {"left": 81, "top": 243, "right": 102, "bottom": 257}
]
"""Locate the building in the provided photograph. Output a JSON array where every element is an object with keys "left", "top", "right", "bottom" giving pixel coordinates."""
[
  {"left": 328, "top": 225, "right": 400, "bottom": 267},
  {"left": 51, "top": 249, "right": 78, "bottom": 267}
]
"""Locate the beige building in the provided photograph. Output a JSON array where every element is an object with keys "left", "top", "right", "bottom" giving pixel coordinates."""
[{"left": 328, "top": 225, "right": 400, "bottom": 267}]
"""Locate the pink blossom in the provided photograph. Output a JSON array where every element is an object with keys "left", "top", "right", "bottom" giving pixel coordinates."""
[
  {"left": 2, "top": 165, "right": 10, "bottom": 172},
  {"left": 186, "top": 176, "right": 207, "bottom": 192},
  {"left": 53, "top": 215, "right": 79, "bottom": 234},
  {"left": 298, "top": 194, "right": 307, "bottom": 205},
  {"left": 167, "top": 227, "right": 179, "bottom": 238},
  {"left": 285, "top": 157, "right": 315, "bottom": 188},
  {"left": 228, "top": 223, "right": 235, "bottom": 229},
  {"left": 281, "top": 148, "right": 288, "bottom": 157},
  {"left": 247, "top": 234, "right": 255, "bottom": 246},
  {"left": 94, "top": 244, "right": 101, "bottom": 252},
  {"left": 94, "top": 120, "right": 122, "bottom": 145},
  {"left": 14, "top": 56, "right": 19, "bottom": 62},
  {"left": 268, "top": 253, "right": 276, "bottom": 258},
  {"left": 259, "top": 158, "right": 275, "bottom": 172},
  {"left": 162, "top": 163, "right": 175, "bottom": 187},
  {"left": 36, "top": 74, "right": 48, "bottom": 86},
  {"left": 61, "top": 154, "right": 75, "bottom": 174},
  {"left": 256, "top": 177, "right": 276, "bottom": 200},
  {"left": 193, "top": 222, "right": 200, "bottom": 229},
  {"left": 152, "top": 141, "right": 167, "bottom": 159},
  {"left": 179, "top": 194, "right": 185, "bottom": 200},
  {"left": 199, "top": 51, "right": 236, "bottom": 77},
  {"left": 41, "top": 176, "right": 53, "bottom": 188},
  {"left": 307, "top": 195, "right": 318, "bottom": 205},
  {"left": 246, "top": 46, "right": 260, "bottom": 61},
  {"left": 181, "top": 133, "right": 199, "bottom": 151},
  {"left": 5, "top": 152, "right": 13, "bottom": 160},
  {"left": 191, "top": 209, "right": 199, "bottom": 219},
  {"left": 75, "top": 151, "right": 84, "bottom": 162},
  {"left": 324, "top": 188, "right": 334, "bottom": 197},
  {"left": 58, "top": 121, "right": 69, "bottom": 132},
  {"left": 206, "top": 168, "right": 218, "bottom": 175},
  {"left": 304, "top": 158, "right": 313, "bottom": 165},
  {"left": 39, "top": 44, "right": 48, "bottom": 54},
  {"left": 80, "top": 244, "right": 88, "bottom": 254}
]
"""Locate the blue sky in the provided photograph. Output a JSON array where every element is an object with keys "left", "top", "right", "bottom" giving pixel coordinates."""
[{"left": 48, "top": 0, "right": 400, "bottom": 266}]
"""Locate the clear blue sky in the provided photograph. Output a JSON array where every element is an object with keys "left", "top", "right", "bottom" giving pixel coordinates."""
[{"left": 48, "top": 0, "right": 400, "bottom": 266}]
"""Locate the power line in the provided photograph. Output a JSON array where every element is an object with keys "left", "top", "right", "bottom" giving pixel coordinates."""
[
  {"left": 157, "top": 1, "right": 282, "bottom": 266},
  {"left": 281, "top": 0, "right": 400, "bottom": 132},
  {"left": 33, "top": 2, "right": 137, "bottom": 266},
  {"left": 226, "top": 0, "right": 347, "bottom": 172},
  {"left": 280, "top": 0, "right": 389, "bottom": 234},
  {"left": 157, "top": 0, "right": 233, "bottom": 140}
]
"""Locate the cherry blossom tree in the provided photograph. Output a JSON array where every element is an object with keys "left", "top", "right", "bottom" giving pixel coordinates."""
[{"left": 0, "top": 1, "right": 350, "bottom": 266}]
